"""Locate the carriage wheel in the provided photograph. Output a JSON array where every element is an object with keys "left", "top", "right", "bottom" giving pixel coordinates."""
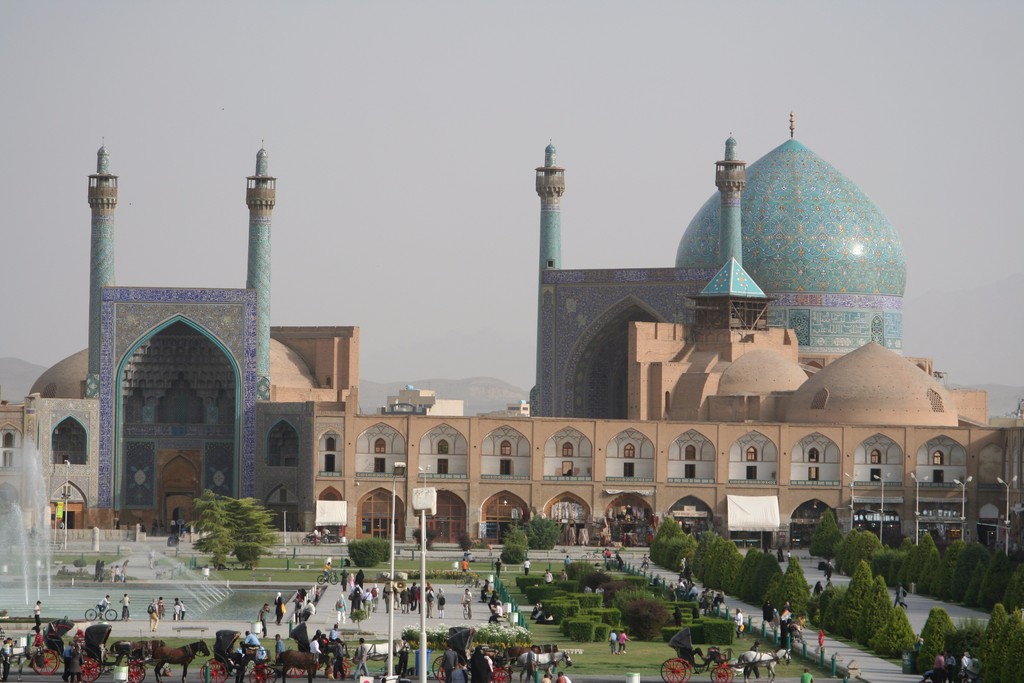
[
  {"left": 341, "top": 658, "right": 352, "bottom": 680},
  {"left": 129, "top": 661, "right": 147, "bottom": 683},
  {"left": 249, "top": 665, "right": 278, "bottom": 683},
  {"left": 711, "top": 664, "right": 734, "bottom": 683},
  {"left": 31, "top": 648, "right": 61, "bottom": 675},
  {"left": 491, "top": 667, "right": 512, "bottom": 683},
  {"left": 201, "top": 660, "right": 229, "bottom": 683},
  {"left": 660, "top": 658, "right": 691, "bottom": 683},
  {"left": 285, "top": 666, "right": 308, "bottom": 679},
  {"left": 431, "top": 655, "right": 445, "bottom": 682},
  {"left": 81, "top": 657, "right": 102, "bottom": 683}
]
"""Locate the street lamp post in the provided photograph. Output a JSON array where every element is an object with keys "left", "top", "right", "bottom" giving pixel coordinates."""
[
  {"left": 386, "top": 462, "right": 407, "bottom": 683},
  {"left": 63, "top": 460, "right": 70, "bottom": 550},
  {"left": 910, "top": 472, "right": 927, "bottom": 545},
  {"left": 844, "top": 472, "right": 855, "bottom": 533},
  {"left": 413, "top": 469, "right": 436, "bottom": 683},
  {"left": 954, "top": 476, "right": 973, "bottom": 541},
  {"left": 997, "top": 476, "right": 1017, "bottom": 555},
  {"left": 872, "top": 473, "right": 887, "bottom": 544}
]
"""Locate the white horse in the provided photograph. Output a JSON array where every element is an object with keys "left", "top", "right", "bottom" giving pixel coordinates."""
[
  {"left": 734, "top": 648, "right": 790, "bottom": 682},
  {"left": 515, "top": 651, "right": 573, "bottom": 683}
]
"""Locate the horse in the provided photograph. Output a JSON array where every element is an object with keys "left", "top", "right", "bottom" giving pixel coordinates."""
[
  {"left": 504, "top": 645, "right": 556, "bottom": 661},
  {"left": 277, "top": 650, "right": 320, "bottom": 683},
  {"left": 734, "top": 648, "right": 790, "bottom": 682},
  {"left": 514, "top": 651, "right": 572, "bottom": 683},
  {"left": 151, "top": 640, "right": 211, "bottom": 683}
]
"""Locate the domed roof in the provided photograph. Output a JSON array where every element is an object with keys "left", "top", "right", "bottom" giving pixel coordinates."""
[
  {"left": 30, "top": 349, "right": 88, "bottom": 398},
  {"left": 718, "top": 349, "right": 807, "bottom": 396},
  {"left": 676, "top": 139, "right": 906, "bottom": 297},
  {"left": 30, "top": 340, "right": 317, "bottom": 399},
  {"left": 786, "top": 342, "right": 957, "bottom": 426}
]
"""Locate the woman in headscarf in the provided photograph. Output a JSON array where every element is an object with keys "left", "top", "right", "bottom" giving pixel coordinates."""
[
  {"left": 469, "top": 646, "right": 491, "bottom": 683},
  {"left": 274, "top": 592, "right": 285, "bottom": 625}
]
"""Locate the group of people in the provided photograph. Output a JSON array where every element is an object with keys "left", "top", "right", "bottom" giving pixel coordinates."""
[
  {"left": 92, "top": 560, "right": 129, "bottom": 583},
  {"left": 919, "top": 650, "right": 977, "bottom": 683},
  {"left": 608, "top": 629, "right": 629, "bottom": 654}
]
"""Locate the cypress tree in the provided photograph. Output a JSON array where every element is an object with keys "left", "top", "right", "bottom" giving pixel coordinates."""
[
  {"left": 840, "top": 561, "right": 874, "bottom": 640},
  {"left": 916, "top": 540, "right": 941, "bottom": 596},
  {"left": 735, "top": 549, "right": 761, "bottom": 603},
  {"left": 980, "top": 603, "right": 1008, "bottom": 683},
  {"left": 917, "top": 607, "right": 955, "bottom": 675},
  {"left": 963, "top": 564, "right": 986, "bottom": 607},
  {"left": 809, "top": 508, "right": 843, "bottom": 560},
  {"left": 951, "top": 543, "right": 990, "bottom": 603},
  {"left": 931, "top": 539, "right": 965, "bottom": 601},
  {"left": 979, "top": 550, "right": 1013, "bottom": 609},
  {"left": 858, "top": 574, "right": 892, "bottom": 646},
  {"left": 781, "top": 557, "right": 811, "bottom": 617},
  {"left": 1002, "top": 564, "right": 1024, "bottom": 614},
  {"left": 869, "top": 601, "right": 915, "bottom": 658},
  {"left": 996, "top": 610, "right": 1023, "bottom": 683}
]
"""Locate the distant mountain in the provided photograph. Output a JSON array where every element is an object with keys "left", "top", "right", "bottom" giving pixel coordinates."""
[
  {"left": 358, "top": 377, "right": 529, "bottom": 416},
  {"left": 0, "top": 357, "right": 46, "bottom": 403}
]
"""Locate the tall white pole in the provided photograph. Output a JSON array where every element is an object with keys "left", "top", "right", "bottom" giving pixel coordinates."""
[
  {"left": 911, "top": 472, "right": 919, "bottom": 545},
  {"left": 63, "top": 460, "right": 70, "bottom": 550},
  {"left": 387, "top": 463, "right": 405, "bottom": 682},
  {"left": 879, "top": 476, "right": 885, "bottom": 544},
  {"left": 998, "top": 476, "right": 1015, "bottom": 554},
  {"left": 419, "top": 508, "right": 427, "bottom": 683}
]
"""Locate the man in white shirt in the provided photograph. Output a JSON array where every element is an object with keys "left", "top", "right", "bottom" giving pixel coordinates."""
[
  {"left": 523, "top": 559, "right": 531, "bottom": 576},
  {"left": 734, "top": 609, "right": 745, "bottom": 636}
]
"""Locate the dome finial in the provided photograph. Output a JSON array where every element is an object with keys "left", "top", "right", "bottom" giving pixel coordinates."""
[
  {"left": 789, "top": 112, "right": 796, "bottom": 139},
  {"left": 96, "top": 140, "right": 110, "bottom": 174},
  {"left": 544, "top": 140, "right": 557, "bottom": 167}
]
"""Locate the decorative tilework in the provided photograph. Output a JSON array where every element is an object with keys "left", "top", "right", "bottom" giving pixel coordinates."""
[
  {"left": 204, "top": 441, "right": 234, "bottom": 496},
  {"left": 88, "top": 213, "right": 115, "bottom": 383},
  {"left": 247, "top": 216, "right": 272, "bottom": 399},
  {"left": 98, "top": 287, "right": 257, "bottom": 508},
  {"left": 123, "top": 441, "right": 155, "bottom": 508},
  {"left": 699, "top": 258, "right": 767, "bottom": 298}
]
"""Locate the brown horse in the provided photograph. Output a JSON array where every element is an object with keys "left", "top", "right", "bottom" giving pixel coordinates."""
[
  {"left": 151, "top": 640, "right": 210, "bottom": 683},
  {"left": 112, "top": 640, "right": 167, "bottom": 664},
  {"left": 277, "top": 650, "right": 319, "bottom": 683}
]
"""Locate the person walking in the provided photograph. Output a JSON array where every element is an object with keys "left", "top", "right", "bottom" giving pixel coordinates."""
[
  {"left": 462, "top": 589, "right": 472, "bottom": 619},
  {"left": 354, "top": 639, "right": 370, "bottom": 679},
  {"left": 617, "top": 630, "right": 629, "bottom": 654},
  {"left": 172, "top": 598, "right": 182, "bottom": 621},
  {"left": 67, "top": 644, "right": 83, "bottom": 683},
  {"left": 33, "top": 602, "right": 41, "bottom": 632},
  {"left": 800, "top": 668, "right": 813, "bottom": 683},
  {"left": 274, "top": 592, "right": 285, "bottom": 625},
  {"left": 335, "top": 593, "right": 348, "bottom": 625},
  {"left": 178, "top": 600, "right": 187, "bottom": 621},
  {"left": 2, "top": 636, "right": 13, "bottom": 682},
  {"left": 734, "top": 609, "right": 745, "bottom": 637},
  {"left": 609, "top": 630, "right": 618, "bottom": 655},
  {"left": 523, "top": 559, "right": 531, "bottom": 576},
  {"left": 120, "top": 594, "right": 131, "bottom": 622},
  {"left": 157, "top": 597, "right": 166, "bottom": 620},
  {"left": 426, "top": 584, "right": 435, "bottom": 618},
  {"left": 470, "top": 646, "right": 491, "bottom": 683},
  {"left": 147, "top": 599, "right": 159, "bottom": 632},
  {"left": 257, "top": 603, "right": 269, "bottom": 636},
  {"left": 440, "top": 645, "right": 458, "bottom": 683},
  {"left": 894, "top": 583, "right": 908, "bottom": 609},
  {"left": 494, "top": 559, "right": 502, "bottom": 578},
  {"left": 437, "top": 589, "right": 446, "bottom": 619}
]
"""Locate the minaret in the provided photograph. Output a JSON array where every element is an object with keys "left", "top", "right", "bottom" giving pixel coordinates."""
[
  {"left": 86, "top": 145, "right": 118, "bottom": 398},
  {"left": 246, "top": 147, "right": 276, "bottom": 400},
  {"left": 534, "top": 142, "right": 565, "bottom": 416},
  {"left": 536, "top": 142, "right": 565, "bottom": 270},
  {"left": 716, "top": 136, "right": 746, "bottom": 265}
]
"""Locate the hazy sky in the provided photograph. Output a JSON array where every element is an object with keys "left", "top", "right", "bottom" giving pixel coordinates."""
[{"left": 2, "top": 2, "right": 1022, "bottom": 391}]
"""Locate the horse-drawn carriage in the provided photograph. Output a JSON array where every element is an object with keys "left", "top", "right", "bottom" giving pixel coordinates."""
[
  {"left": 2, "top": 620, "right": 72, "bottom": 678},
  {"left": 199, "top": 630, "right": 276, "bottom": 683},
  {"left": 277, "top": 623, "right": 344, "bottom": 682},
  {"left": 661, "top": 628, "right": 733, "bottom": 683},
  {"left": 80, "top": 624, "right": 149, "bottom": 683},
  {"left": 430, "top": 628, "right": 476, "bottom": 683}
]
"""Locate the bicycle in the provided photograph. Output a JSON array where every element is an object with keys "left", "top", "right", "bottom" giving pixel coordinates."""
[
  {"left": 316, "top": 571, "right": 339, "bottom": 586},
  {"left": 84, "top": 607, "right": 119, "bottom": 621},
  {"left": 462, "top": 601, "right": 472, "bottom": 620}
]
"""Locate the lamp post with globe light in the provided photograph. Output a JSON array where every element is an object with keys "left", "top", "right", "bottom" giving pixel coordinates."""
[
  {"left": 910, "top": 472, "right": 927, "bottom": 545},
  {"left": 954, "top": 476, "right": 973, "bottom": 541},
  {"left": 844, "top": 472, "right": 855, "bottom": 533},
  {"left": 872, "top": 472, "right": 889, "bottom": 544},
  {"left": 997, "top": 476, "right": 1017, "bottom": 555},
  {"left": 413, "top": 469, "right": 436, "bottom": 683},
  {"left": 386, "top": 462, "right": 406, "bottom": 683}
]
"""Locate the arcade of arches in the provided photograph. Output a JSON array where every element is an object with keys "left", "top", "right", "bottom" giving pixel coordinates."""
[
  {"left": 359, "top": 489, "right": 406, "bottom": 540},
  {"left": 481, "top": 492, "right": 529, "bottom": 543},
  {"left": 546, "top": 493, "right": 590, "bottom": 545},
  {"left": 604, "top": 493, "right": 654, "bottom": 546}
]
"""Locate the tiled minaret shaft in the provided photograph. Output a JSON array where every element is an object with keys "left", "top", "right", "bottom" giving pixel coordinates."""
[
  {"left": 716, "top": 137, "right": 746, "bottom": 266},
  {"left": 246, "top": 148, "right": 276, "bottom": 400},
  {"left": 87, "top": 146, "right": 118, "bottom": 397},
  {"left": 534, "top": 142, "right": 565, "bottom": 415}
]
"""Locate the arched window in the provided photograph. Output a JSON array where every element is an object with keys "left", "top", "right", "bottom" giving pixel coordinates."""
[
  {"left": 561, "top": 442, "right": 574, "bottom": 458},
  {"left": 664, "top": 391, "right": 671, "bottom": 414},
  {"left": 374, "top": 438, "right": 386, "bottom": 454},
  {"left": 499, "top": 440, "right": 512, "bottom": 456},
  {"left": 2, "top": 433, "right": 13, "bottom": 448},
  {"left": 684, "top": 445, "right": 696, "bottom": 461},
  {"left": 326, "top": 436, "right": 337, "bottom": 451},
  {"left": 807, "top": 447, "right": 820, "bottom": 463},
  {"left": 746, "top": 447, "right": 758, "bottom": 462},
  {"left": 52, "top": 418, "right": 87, "bottom": 465},
  {"left": 870, "top": 449, "right": 882, "bottom": 464},
  {"left": 437, "top": 439, "right": 450, "bottom": 455},
  {"left": 623, "top": 444, "right": 636, "bottom": 459},
  {"left": 267, "top": 421, "right": 299, "bottom": 467},
  {"left": 932, "top": 450, "right": 944, "bottom": 466}
]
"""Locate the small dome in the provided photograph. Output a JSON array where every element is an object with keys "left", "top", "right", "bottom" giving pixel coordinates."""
[
  {"left": 96, "top": 145, "right": 110, "bottom": 174},
  {"left": 718, "top": 349, "right": 807, "bottom": 396},
  {"left": 30, "top": 349, "right": 88, "bottom": 398},
  {"left": 544, "top": 142, "right": 557, "bottom": 167},
  {"left": 724, "top": 136, "right": 738, "bottom": 161},
  {"left": 269, "top": 339, "right": 318, "bottom": 389},
  {"left": 255, "top": 147, "right": 269, "bottom": 176},
  {"left": 786, "top": 342, "right": 957, "bottom": 427}
]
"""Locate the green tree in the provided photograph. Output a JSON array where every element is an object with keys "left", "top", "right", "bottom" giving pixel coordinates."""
[
  {"left": 703, "top": 536, "right": 742, "bottom": 592},
  {"left": 997, "top": 610, "right": 1024, "bottom": 683},
  {"left": 1002, "top": 564, "right": 1024, "bottom": 613},
  {"left": 347, "top": 537, "right": 390, "bottom": 566},
  {"left": 963, "top": 564, "right": 986, "bottom": 607},
  {"left": 835, "top": 529, "right": 882, "bottom": 575},
  {"left": 915, "top": 540, "right": 941, "bottom": 596},
  {"left": 693, "top": 531, "right": 720, "bottom": 581},
  {"left": 193, "top": 490, "right": 278, "bottom": 567},
  {"left": 751, "top": 553, "right": 783, "bottom": 604},
  {"left": 839, "top": 561, "right": 874, "bottom": 640},
  {"left": 950, "top": 543, "right": 990, "bottom": 603},
  {"left": 525, "top": 516, "right": 560, "bottom": 550},
  {"left": 899, "top": 532, "right": 937, "bottom": 588},
  {"left": 772, "top": 558, "right": 811, "bottom": 618},
  {"left": 809, "top": 508, "right": 843, "bottom": 560},
  {"left": 500, "top": 527, "right": 528, "bottom": 564},
  {"left": 979, "top": 550, "right": 1013, "bottom": 609},
  {"left": 650, "top": 517, "right": 683, "bottom": 567},
  {"left": 980, "top": 602, "right": 1008, "bottom": 682},
  {"left": 857, "top": 575, "right": 892, "bottom": 646},
  {"left": 869, "top": 602, "right": 915, "bottom": 657},
  {"left": 735, "top": 549, "right": 762, "bottom": 603},
  {"left": 917, "top": 607, "right": 955, "bottom": 675},
  {"left": 931, "top": 539, "right": 965, "bottom": 601}
]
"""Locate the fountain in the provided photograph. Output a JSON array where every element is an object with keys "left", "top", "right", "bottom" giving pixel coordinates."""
[{"left": 0, "top": 438, "right": 54, "bottom": 605}]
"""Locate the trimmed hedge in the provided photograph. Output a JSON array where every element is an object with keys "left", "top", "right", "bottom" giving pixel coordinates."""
[
  {"left": 556, "top": 580, "right": 579, "bottom": 593},
  {"left": 515, "top": 576, "right": 546, "bottom": 592},
  {"left": 566, "top": 619, "right": 596, "bottom": 642},
  {"left": 525, "top": 585, "right": 559, "bottom": 604},
  {"left": 699, "top": 618, "right": 735, "bottom": 645},
  {"left": 593, "top": 622, "right": 612, "bottom": 643},
  {"left": 575, "top": 593, "right": 603, "bottom": 609},
  {"left": 662, "top": 626, "right": 680, "bottom": 642},
  {"left": 582, "top": 607, "right": 621, "bottom": 626},
  {"left": 544, "top": 599, "right": 581, "bottom": 623},
  {"left": 561, "top": 616, "right": 598, "bottom": 636}
]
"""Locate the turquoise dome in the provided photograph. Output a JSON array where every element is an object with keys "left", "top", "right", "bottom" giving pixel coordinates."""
[{"left": 675, "top": 139, "right": 906, "bottom": 297}]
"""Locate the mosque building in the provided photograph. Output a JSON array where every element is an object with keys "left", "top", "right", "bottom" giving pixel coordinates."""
[{"left": 0, "top": 123, "right": 1021, "bottom": 550}]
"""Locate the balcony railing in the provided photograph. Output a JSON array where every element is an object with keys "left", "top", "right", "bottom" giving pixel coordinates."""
[
  {"left": 356, "top": 471, "right": 405, "bottom": 478},
  {"left": 543, "top": 475, "right": 592, "bottom": 481},
  {"left": 606, "top": 476, "right": 653, "bottom": 482},
  {"left": 318, "top": 471, "right": 344, "bottom": 477},
  {"left": 480, "top": 474, "right": 530, "bottom": 480},
  {"left": 728, "top": 479, "right": 778, "bottom": 485},
  {"left": 790, "top": 480, "right": 841, "bottom": 487},
  {"left": 918, "top": 482, "right": 957, "bottom": 489},
  {"left": 668, "top": 477, "right": 716, "bottom": 484},
  {"left": 855, "top": 480, "right": 904, "bottom": 487},
  {"left": 420, "top": 473, "right": 468, "bottom": 479}
]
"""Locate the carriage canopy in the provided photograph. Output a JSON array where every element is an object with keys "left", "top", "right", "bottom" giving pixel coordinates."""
[
  {"left": 447, "top": 628, "right": 476, "bottom": 653},
  {"left": 44, "top": 619, "right": 76, "bottom": 650},
  {"left": 291, "top": 623, "right": 311, "bottom": 653},
  {"left": 668, "top": 628, "right": 693, "bottom": 655},
  {"left": 214, "top": 631, "right": 241, "bottom": 660},
  {"left": 84, "top": 624, "right": 112, "bottom": 659}
]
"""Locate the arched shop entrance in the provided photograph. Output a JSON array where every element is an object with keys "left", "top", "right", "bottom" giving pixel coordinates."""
[
  {"left": 668, "top": 495, "right": 714, "bottom": 534},
  {"left": 481, "top": 492, "right": 529, "bottom": 543},
  {"left": 545, "top": 493, "right": 591, "bottom": 546},
  {"left": 359, "top": 488, "right": 406, "bottom": 540},
  {"left": 604, "top": 493, "right": 655, "bottom": 547},
  {"left": 423, "top": 490, "right": 467, "bottom": 544},
  {"left": 789, "top": 499, "right": 833, "bottom": 548}
]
